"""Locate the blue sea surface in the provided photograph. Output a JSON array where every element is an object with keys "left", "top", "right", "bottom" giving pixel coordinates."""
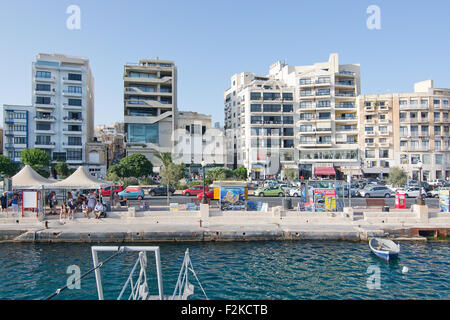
[{"left": 0, "top": 241, "right": 448, "bottom": 300}]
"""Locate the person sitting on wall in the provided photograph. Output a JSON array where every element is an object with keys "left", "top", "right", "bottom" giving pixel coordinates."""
[
  {"left": 93, "top": 200, "right": 105, "bottom": 219},
  {"left": 81, "top": 200, "right": 90, "bottom": 219}
]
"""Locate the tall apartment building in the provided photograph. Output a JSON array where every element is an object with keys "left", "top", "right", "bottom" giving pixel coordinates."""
[
  {"left": 224, "top": 53, "right": 361, "bottom": 179},
  {"left": 0, "top": 127, "right": 3, "bottom": 154},
  {"left": 124, "top": 58, "right": 177, "bottom": 172},
  {"left": 32, "top": 54, "right": 94, "bottom": 165},
  {"left": 2, "top": 105, "right": 33, "bottom": 162},
  {"left": 173, "top": 111, "right": 226, "bottom": 172},
  {"left": 359, "top": 80, "right": 450, "bottom": 181}
]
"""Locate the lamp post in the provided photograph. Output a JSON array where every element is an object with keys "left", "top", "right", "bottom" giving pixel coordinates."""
[
  {"left": 201, "top": 160, "right": 208, "bottom": 204},
  {"left": 417, "top": 161, "right": 424, "bottom": 205}
]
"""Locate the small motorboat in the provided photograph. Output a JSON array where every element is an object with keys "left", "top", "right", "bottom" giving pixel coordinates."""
[{"left": 369, "top": 238, "right": 400, "bottom": 261}]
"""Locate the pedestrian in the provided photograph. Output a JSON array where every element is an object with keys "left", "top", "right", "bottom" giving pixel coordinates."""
[
  {"left": 67, "top": 192, "right": 76, "bottom": 220},
  {"left": 1, "top": 193, "right": 7, "bottom": 213},
  {"left": 10, "top": 194, "right": 19, "bottom": 214},
  {"left": 60, "top": 202, "right": 68, "bottom": 221},
  {"left": 49, "top": 191, "right": 58, "bottom": 215},
  {"left": 114, "top": 191, "right": 120, "bottom": 208},
  {"left": 87, "top": 191, "right": 96, "bottom": 213}
]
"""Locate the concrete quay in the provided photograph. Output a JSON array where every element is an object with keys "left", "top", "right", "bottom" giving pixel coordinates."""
[{"left": 0, "top": 204, "right": 448, "bottom": 243}]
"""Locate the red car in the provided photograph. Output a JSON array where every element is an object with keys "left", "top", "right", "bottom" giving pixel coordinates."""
[
  {"left": 95, "top": 185, "right": 124, "bottom": 197},
  {"left": 197, "top": 190, "right": 214, "bottom": 200},
  {"left": 182, "top": 185, "right": 209, "bottom": 196}
]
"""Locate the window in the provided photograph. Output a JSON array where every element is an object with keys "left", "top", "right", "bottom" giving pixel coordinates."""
[
  {"left": 67, "top": 150, "right": 82, "bottom": 161},
  {"left": 365, "top": 150, "right": 375, "bottom": 158},
  {"left": 399, "top": 113, "right": 407, "bottom": 120},
  {"left": 128, "top": 72, "right": 157, "bottom": 78},
  {"left": 68, "top": 86, "right": 82, "bottom": 94},
  {"left": 316, "top": 89, "right": 330, "bottom": 96},
  {"left": 282, "top": 104, "right": 293, "bottom": 112},
  {"left": 410, "top": 99, "right": 418, "bottom": 105},
  {"left": 434, "top": 99, "right": 440, "bottom": 105},
  {"left": 435, "top": 140, "right": 441, "bottom": 150},
  {"left": 36, "top": 136, "right": 51, "bottom": 145},
  {"left": 379, "top": 126, "right": 388, "bottom": 134},
  {"left": 263, "top": 92, "right": 280, "bottom": 100},
  {"left": 128, "top": 123, "right": 159, "bottom": 144},
  {"left": 36, "top": 96, "right": 51, "bottom": 104},
  {"left": 36, "top": 123, "right": 51, "bottom": 131},
  {"left": 283, "top": 128, "right": 294, "bottom": 136},
  {"left": 365, "top": 138, "right": 374, "bottom": 143},
  {"left": 68, "top": 137, "right": 82, "bottom": 146},
  {"left": 36, "top": 71, "right": 51, "bottom": 78},
  {"left": 13, "top": 112, "right": 27, "bottom": 119},
  {"left": 283, "top": 140, "right": 294, "bottom": 148},
  {"left": 400, "top": 140, "right": 407, "bottom": 147},
  {"left": 400, "top": 154, "right": 408, "bottom": 164},
  {"left": 422, "top": 140, "right": 429, "bottom": 149},
  {"left": 251, "top": 116, "right": 262, "bottom": 124},
  {"left": 435, "top": 154, "right": 443, "bottom": 165},
  {"left": 399, "top": 100, "right": 407, "bottom": 105},
  {"left": 263, "top": 104, "right": 281, "bottom": 112},
  {"left": 283, "top": 116, "right": 293, "bottom": 124},
  {"left": 434, "top": 112, "right": 440, "bottom": 121},
  {"left": 68, "top": 73, "right": 82, "bottom": 81},
  {"left": 68, "top": 98, "right": 82, "bottom": 106},
  {"left": 14, "top": 137, "right": 26, "bottom": 144},
  {"left": 251, "top": 127, "right": 261, "bottom": 136},
  {"left": 421, "top": 99, "right": 428, "bottom": 106},
  {"left": 411, "top": 154, "right": 420, "bottom": 164},
  {"left": 250, "top": 92, "right": 261, "bottom": 100},
  {"left": 36, "top": 83, "right": 51, "bottom": 91},
  {"left": 251, "top": 104, "right": 261, "bottom": 112},
  {"left": 410, "top": 112, "right": 417, "bottom": 119},
  {"left": 318, "top": 100, "right": 331, "bottom": 108},
  {"left": 318, "top": 112, "right": 330, "bottom": 120},
  {"left": 421, "top": 125, "right": 428, "bottom": 135},
  {"left": 422, "top": 154, "right": 431, "bottom": 165},
  {"left": 434, "top": 126, "right": 441, "bottom": 135},
  {"left": 68, "top": 125, "right": 81, "bottom": 132},
  {"left": 282, "top": 93, "right": 293, "bottom": 101}
]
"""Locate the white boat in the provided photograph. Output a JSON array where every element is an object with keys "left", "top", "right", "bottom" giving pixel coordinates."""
[{"left": 369, "top": 238, "right": 400, "bottom": 261}]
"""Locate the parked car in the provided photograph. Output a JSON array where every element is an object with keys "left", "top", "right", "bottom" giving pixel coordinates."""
[
  {"left": 255, "top": 185, "right": 285, "bottom": 197},
  {"left": 404, "top": 187, "right": 427, "bottom": 198},
  {"left": 118, "top": 186, "right": 145, "bottom": 200},
  {"left": 429, "top": 179, "right": 445, "bottom": 187},
  {"left": 289, "top": 188, "right": 302, "bottom": 197},
  {"left": 359, "top": 186, "right": 394, "bottom": 198},
  {"left": 95, "top": 185, "right": 124, "bottom": 197},
  {"left": 182, "top": 185, "right": 209, "bottom": 196},
  {"left": 148, "top": 185, "right": 175, "bottom": 196},
  {"left": 197, "top": 190, "right": 215, "bottom": 200},
  {"left": 427, "top": 189, "right": 441, "bottom": 198}
]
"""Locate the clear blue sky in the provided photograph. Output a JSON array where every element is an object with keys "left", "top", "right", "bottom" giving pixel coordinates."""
[{"left": 1, "top": 0, "right": 449, "bottom": 127}]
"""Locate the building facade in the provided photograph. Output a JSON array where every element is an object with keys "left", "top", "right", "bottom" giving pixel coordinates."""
[
  {"left": 32, "top": 53, "right": 94, "bottom": 166},
  {"left": 95, "top": 123, "right": 125, "bottom": 167},
  {"left": 173, "top": 111, "right": 226, "bottom": 173},
  {"left": 359, "top": 80, "right": 450, "bottom": 181},
  {"left": 2, "top": 105, "right": 33, "bottom": 162},
  {"left": 224, "top": 54, "right": 361, "bottom": 179},
  {"left": 124, "top": 58, "right": 177, "bottom": 172}
]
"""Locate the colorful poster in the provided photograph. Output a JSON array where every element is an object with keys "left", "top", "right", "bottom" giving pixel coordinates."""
[
  {"left": 439, "top": 190, "right": 450, "bottom": 213},
  {"left": 247, "top": 201, "right": 263, "bottom": 211},
  {"left": 220, "top": 186, "right": 246, "bottom": 211},
  {"left": 313, "top": 188, "right": 337, "bottom": 212}
]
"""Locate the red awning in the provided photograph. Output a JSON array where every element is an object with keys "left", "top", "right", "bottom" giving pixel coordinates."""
[{"left": 315, "top": 168, "right": 336, "bottom": 176}]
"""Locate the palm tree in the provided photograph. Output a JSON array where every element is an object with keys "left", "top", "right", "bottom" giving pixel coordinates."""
[{"left": 155, "top": 152, "right": 173, "bottom": 206}]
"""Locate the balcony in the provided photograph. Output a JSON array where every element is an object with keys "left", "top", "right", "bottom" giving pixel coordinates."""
[
  {"left": 365, "top": 131, "right": 376, "bottom": 136},
  {"left": 379, "top": 142, "right": 390, "bottom": 148},
  {"left": 62, "top": 90, "right": 82, "bottom": 97},
  {"left": 63, "top": 103, "right": 83, "bottom": 110},
  {"left": 337, "top": 71, "right": 355, "bottom": 77},
  {"left": 365, "top": 119, "right": 375, "bottom": 125},
  {"left": 35, "top": 76, "right": 55, "bottom": 83},
  {"left": 35, "top": 103, "right": 56, "bottom": 109},
  {"left": 365, "top": 143, "right": 376, "bottom": 148},
  {"left": 378, "top": 118, "right": 389, "bottom": 124},
  {"left": 335, "top": 104, "right": 356, "bottom": 110},
  {"left": 399, "top": 104, "right": 429, "bottom": 110},
  {"left": 34, "top": 89, "right": 55, "bottom": 96},
  {"left": 63, "top": 129, "right": 83, "bottom": 135},
  {"left": 62, "top": 143, "right": 83, "bottom": 148},
  {"left": 378, "top": 131, "right": 390, "bottom": 136},
  {"left": 34, "top": 116, "right": 56, "bottom": 122},
  {"left": 63, "top": 117, "right": 83, "bottom": 123},
  {"left": 335, "top": 92, "right": 355, "bottom": 97},
  {"left": 335, "top": 81, "right": 355, "bottom": 87},
  {"left": 336, "top": 116, "right": 357, "bottom": 122},
  {"left": 124, "top": 75, "right": 172, "bottom": 84},
  {"left": 365, "top": 106, "right": 376, "bottom": 112},
  {"left": 62, "top": 77, "right": 83, "bottom": 84},
  {"left": 35, "top": 142, "right": 55, "bottom": 149}
]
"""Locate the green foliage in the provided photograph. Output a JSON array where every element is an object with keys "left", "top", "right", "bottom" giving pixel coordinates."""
[
  {"left": 387, "top": 167, "right": 408, "bottom": 187},
  {"left": 284, "top": 168, "right": 298, "bottom": 182},
  {"left": 139, "top": 177, "right": 154, "bottom": 186},
  {"left": 106, "top": 170, "right": 119, "bottom": 183},
  {"left": 233, "top": 166, "right": 248, "bottom": 180},
  {"left": 55, "top": 161, "right": 69, "bottom": 178},
  {"left": 206, "top": 167, "right": 233, "bottom": 183},
  {"left": 0, "top": 155, "right": 20, "bottom": 177},
  {"left": 108, "top": 154, "right": 153, "bottom": 178},
  {"left": 161, "top": 162, "right": 185, "bottom": 187},
  {"left": 187, "top": 180, "right": 204, "bottom": 188},
  {"left": 20, "top": 149, "right": 50, "bottom": 177}
]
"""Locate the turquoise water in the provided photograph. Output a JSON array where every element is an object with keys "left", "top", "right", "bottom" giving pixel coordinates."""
[{"left": 0, "top": 241, "right": 448, "bottom": 300}]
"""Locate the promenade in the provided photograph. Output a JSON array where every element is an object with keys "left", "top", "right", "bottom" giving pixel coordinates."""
[{"left": 0, "top": 204, "right": 449, "bottom": 242}]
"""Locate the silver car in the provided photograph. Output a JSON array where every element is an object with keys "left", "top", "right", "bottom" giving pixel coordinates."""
[{"left": 359, "top": 186, "right": 393, "bottom": 198}]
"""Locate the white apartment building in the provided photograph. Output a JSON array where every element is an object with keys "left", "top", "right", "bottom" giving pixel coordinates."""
[
  {"left": 359, "top": 80, "right": 450, "bottom": 181},
  {"left": 124, "top": 58, "right": 177, "bottom": 172},
  {"left": 32, "top": 53, "right": 94, "bottom": 166},
  {"left": 173, "top": 111, "right": 226, "bottom": 172},
  {"left": 2, "top": 105, "right": 33, "bottom": 162},
  {"left": 224, "top": 53, "right": 361, "bottom": 179}
]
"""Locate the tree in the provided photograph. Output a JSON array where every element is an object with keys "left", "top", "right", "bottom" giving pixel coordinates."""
[
  {"left": 20, "top": 149, "right": 51, "bottom": 177},
  {"left": 55, "top": 161, "right": 69, "bottom": 178},
  {"left": 109, "top": 154, "right": 153, "bottom": 178},
  {"left": 233, "top": 166, "right": 248, "bottom": 180},
  {"left": 155, "top": 152, "right": 185, "bottom": 206},
  {"left": 387, "top": 167, "right": 408, "bottom": 187},
  {"left": 206, "top": 167, "right": 233, "bottom": 184},
  {"left": 0, "top": 155, "right": 20, "bottom": 177}
]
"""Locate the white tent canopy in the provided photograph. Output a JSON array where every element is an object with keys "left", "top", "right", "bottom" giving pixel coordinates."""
[
  {"left": 12, "top": 165, "right": 54, "bottom": 189},
  {"left": 50, "top": 166, "right": 112, "bottom": 190}
]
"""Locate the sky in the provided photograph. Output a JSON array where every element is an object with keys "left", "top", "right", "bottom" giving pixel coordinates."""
[{"left": 1, "top": 0, "right": 450, "bottom": 127}]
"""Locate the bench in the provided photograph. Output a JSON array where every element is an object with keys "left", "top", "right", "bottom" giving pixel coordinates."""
[{"left": 365, "top": 198, "right": 388, "bottom": 210}]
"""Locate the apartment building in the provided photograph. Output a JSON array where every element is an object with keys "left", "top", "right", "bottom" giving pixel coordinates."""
[
  {"left": 124, "top": 58, "right": 177, "bottom": 172},
  {"left": 95, "top": 123, "right": 125, "bottom": 166},
  {"left": 224, "top": 53, "right": 361, "bottom": 179},
  {"left": 359, "top": 80, "right": 450, "bottom": 181},
  {"left": 2, "top": 105, "right": 33, "bottom": 162},
  {"left": 0, "top": 127, "right": 3, "bottom": 154},
  {"left": 32, "top": 53, "right": 94, "bottom": 166},
  {"left": 173, "top": 111, "right": 226, "bottom": 172}
]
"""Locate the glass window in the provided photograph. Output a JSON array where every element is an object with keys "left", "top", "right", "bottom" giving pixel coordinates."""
[
  {"left": 36, "top": 96, "right": 51, "bottom": 104},
  {"left": 68, "top": 73, "right": 82, "bottom": 81},
  {"left": 68, "top": 98, "right": 82, "bottom": 106},
  {"left": 435, "top": 154, "right": 443, "bottom": 165},
  {"left": 128, "top": 123, "right": 159, "bottom": 144},
  {"left": 422, "top": 154, "right": 431, "bottom": 165},
  {"left": 250, "top": 92, "right": 261, "bottom": 100},
  {"left": 36, "top": 71, "right": 51, "bottom": 78},
  {"left": 68, "top": 86, "right": 82, "bottom": 94},
  {"left": 251, "top": 104, "right": 261, "bottom": 112},
  {"left": 282, "top": 104, "right": 293, "bottom": 112},
  {"left": 36, "top": 83, "right": 51, "bottom": 91}
]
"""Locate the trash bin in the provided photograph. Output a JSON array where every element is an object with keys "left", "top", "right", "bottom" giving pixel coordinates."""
[{"left": 382, "top": 206, "right": 390, "bottom": 212}]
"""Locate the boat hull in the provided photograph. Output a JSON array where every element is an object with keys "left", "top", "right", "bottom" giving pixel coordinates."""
[{"left": 369, "top": 238, "right": 400, "bottom": 261}]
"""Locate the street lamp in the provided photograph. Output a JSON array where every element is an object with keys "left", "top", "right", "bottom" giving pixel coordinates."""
[
  {"left": 201, "top": 160, "right": 208, "bottom": 204},
  {"left": 417, "top": 161, "right": 424, "bottom": 205}
]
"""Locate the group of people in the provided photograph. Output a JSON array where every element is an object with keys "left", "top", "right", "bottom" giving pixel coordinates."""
[
  {"left": 0, "top": 193, "right": 19, "bottom": 213},
  {"left": 47, "top": 190, "right": 107, "bottom": 221}
]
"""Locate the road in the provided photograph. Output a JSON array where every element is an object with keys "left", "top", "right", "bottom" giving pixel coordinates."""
[{"left": 141, "top": 195, "right": 441, "bottom": 209}]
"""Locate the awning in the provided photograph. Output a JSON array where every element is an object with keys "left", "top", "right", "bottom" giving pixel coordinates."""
[{"left": 315, "top": 167, "right": 336, "bottom": 176}]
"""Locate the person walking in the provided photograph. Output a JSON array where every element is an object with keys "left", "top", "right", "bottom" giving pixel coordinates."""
[
  {"left": 1, "top": 193, "right": 7, "bottom": 213},
  {"left": 49, "top": 191, "right": 58, "bottom": 215},
  {"left": 60, "top": 202, "right": 68, "bottom": 221},
  {"left": 10, "top": 194, "right": 19, "bottom": 214}
]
